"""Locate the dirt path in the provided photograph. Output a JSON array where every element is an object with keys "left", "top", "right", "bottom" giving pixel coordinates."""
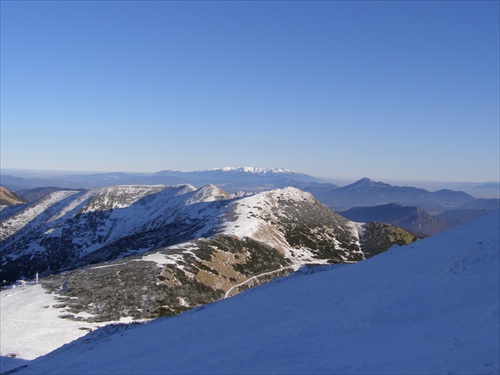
[{"left": 223, "top": 265, "right": 298, "bottom": 298}]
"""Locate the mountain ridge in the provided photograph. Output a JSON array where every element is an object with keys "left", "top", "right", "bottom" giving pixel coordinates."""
[
  {"left": 304, "top": 178, "right": 475, "bottom": 212},
  {"left": 340, "top": 203, "right": 453, "bottom": 236},
  {"left": 9, "top": 210, "right": 498, "bottom": 375},
  {"left": 2, "top": 170, "right": 480, "bottom": 215},
  {"left": 0, "top": 184, "right": 417, "bottom": 322}
]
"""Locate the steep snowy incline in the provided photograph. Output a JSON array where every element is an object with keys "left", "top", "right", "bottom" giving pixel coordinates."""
[{"left": 17, "top": 211, "right": 499, "bottom": 375}]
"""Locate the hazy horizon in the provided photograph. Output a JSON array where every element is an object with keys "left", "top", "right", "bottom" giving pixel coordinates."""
[{"left": 2, "top": 166, "right": 499, "bottom": 188}]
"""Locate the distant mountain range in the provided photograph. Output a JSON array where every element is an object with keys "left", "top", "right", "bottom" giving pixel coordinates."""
[
  {"left": 2, "top": 168, "right": 496, "bottom": 242},
  {"left": 302, "top": 177, "right": 476, "bottom": 213},
  {"left": 0, "top": 167, "right": 316, "bottom": 192},
  {"left": 0, "top": 184, "right": 416, "bottom": 321},
  {"left": 339, "top": 203, "right": 453, "bottom": 236},
  {"left": 339, "top": 198, "right": 500, "bottom": 237},
  {"left": 3, "top": 167, "right": 494, "bottom": 214},
  {"left": 435, "top": 198, "right": 500, "bottom": 227}
]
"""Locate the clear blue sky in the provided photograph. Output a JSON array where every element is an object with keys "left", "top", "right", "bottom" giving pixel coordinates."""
[{"left": 1, "top": 1, "right": 499, "bottom": 182}]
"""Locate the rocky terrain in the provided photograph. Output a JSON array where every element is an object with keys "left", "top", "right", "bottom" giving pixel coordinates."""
[{"left": 1, "top": 184, "right": 417, "bottom": 322}]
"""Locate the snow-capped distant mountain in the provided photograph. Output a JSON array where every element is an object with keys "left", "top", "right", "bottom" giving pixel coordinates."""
[
  {"left": 0, "top": 184, "right": 416, "bottom": 322},
  {"left": 9, "top": 210, "right": 499, "bottom": 375},
  {"left": 152, "top": 167, "right": 317, "bottom": 190},
  {"left": 1, "top": 167, "right": 318, "bottom": 193},
  {"left": 206, "top": 166, "right": 304, "bottom": 175}
]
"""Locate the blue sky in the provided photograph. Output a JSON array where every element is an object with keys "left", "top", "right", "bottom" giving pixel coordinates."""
[{"left": 1, "top": 1, "right": 498, "bottom": 182}]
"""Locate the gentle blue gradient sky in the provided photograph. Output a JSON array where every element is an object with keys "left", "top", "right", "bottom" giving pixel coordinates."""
[{"left": 1, "top": 1, "right": 499, "bottom": 182}]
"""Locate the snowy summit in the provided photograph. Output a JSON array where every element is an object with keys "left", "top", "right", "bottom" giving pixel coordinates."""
[{"left": 206, "top": 166, "right": 304, "bottom": 175}]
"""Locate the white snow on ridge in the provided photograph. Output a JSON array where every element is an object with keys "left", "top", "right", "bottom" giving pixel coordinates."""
[
  {"left": 219, "top": 187, "right": 346, "bottom": 266},
  {"left": 221, "top": 187, "right": 315, "bottom": 238},
  {"left": 80, "top": 185, "right": 168, "bottom": 212},
  {"left": 186, "top": 184, "right": 228, "bottom": 204},
  {"left": 0, "top": 283, "right": 147, "bottom": 373},
  {"left": 13, "top": 210, "right": 499, "bottom": 375},
  {"left": 46, "top": 189, "right": 100, "bottom": 222}
]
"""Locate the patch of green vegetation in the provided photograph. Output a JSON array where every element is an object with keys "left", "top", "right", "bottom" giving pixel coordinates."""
[
  {"left": 154, "top": 265, "right": 224, "bottom": 316},
  {"left": 42, "top": 260, "right": 168, "bottom": 322},
  {"left": 274, "top": 199, "right": 363, "bottom": 262},
  {"left": 214, "top": 236, "right": 291, "bottom": 276}
]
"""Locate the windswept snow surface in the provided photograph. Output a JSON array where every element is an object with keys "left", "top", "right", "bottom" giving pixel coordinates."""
[{"left": 13, "top": 211, "right": 500, "bottom": 375}]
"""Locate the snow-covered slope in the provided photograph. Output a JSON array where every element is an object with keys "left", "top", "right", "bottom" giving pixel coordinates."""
[
  {"left": 12, "top": 210, "right": 499, "bottom": 375},
  {"left": 0, "top": 184, "right": 225, "bottom": 280},
  {"left": 1, "top": 185, "right": 415, "bottom": 324},
  {"left": 1, "top": 184, "right": 413, "bottom": 284}
]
